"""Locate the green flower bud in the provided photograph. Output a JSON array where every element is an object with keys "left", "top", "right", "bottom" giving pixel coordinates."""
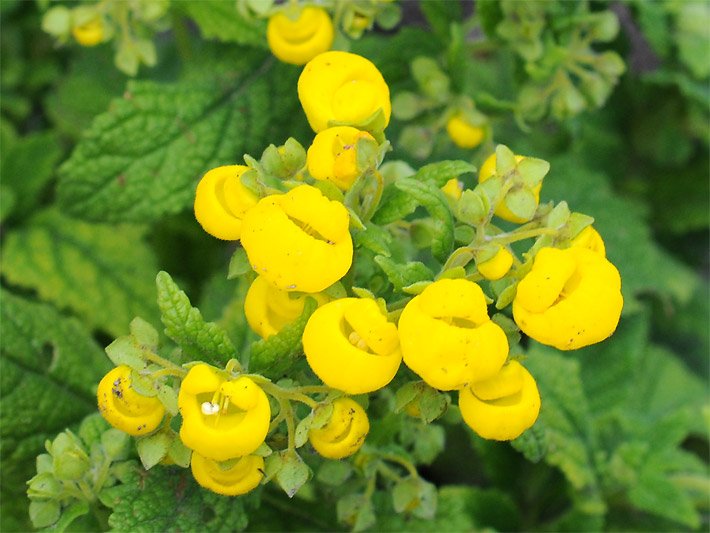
[{"left": 29, "top": 500, "right": 61, "bottom": 529}]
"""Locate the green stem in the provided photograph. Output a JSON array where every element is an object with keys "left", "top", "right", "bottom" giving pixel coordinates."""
[
  {"left": 380, "top": 453, "right": 419, "bottom": 478},
  {"left": 487, "top": 227, "right": 557, "bottom": 244},
  {"left": 142, "top": 351, "right": 185, "bottom": 375}
]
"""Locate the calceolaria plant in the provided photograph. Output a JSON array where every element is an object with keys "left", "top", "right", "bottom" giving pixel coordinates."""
[
  {"left": 6, "top": 1, "right": 707, "bottom": 531},
  {"left": 26, "top": 48, "right": 628, "bottom": 529}
]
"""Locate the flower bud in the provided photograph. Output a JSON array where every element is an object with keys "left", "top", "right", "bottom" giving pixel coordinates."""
[
  {"left": 267, "top": 6, "right": 334, "bottom": 66},
  {"left": 476, "top": 245, "right": 514, "bottom": 280},
  {"left": 309, "top": 398, "right": 369, "bottom": 459},
  {"left": 446, "top": 114, "right": 485, "bottom": 149},
  {"left": 479, "top": 152, "right": 540, "bottom": 224},
  {"left": 307, "top": 126, "right": 376, "bottom": 190}
]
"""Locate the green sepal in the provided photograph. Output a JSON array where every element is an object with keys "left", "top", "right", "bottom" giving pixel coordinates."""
[
  {"left": 275, "top": 450, "right": 311, "bottom": 498},
  {"left": 337, "top": 494, "right": 376, "bottom": 532},
  {"left": 29, "top": 500, "right": 61, "bottom": 529},
  {"left": 392, "top": 477, "right": 438, "bottom": 519},
  {"left": 166, "top": 438, "right": 192, "bottom": 468},
  {"left": 155, "top": 382, "right": 179, "bottom": 416},
  {"left": 457, "top": 188, "right": 490, "bottom": 226},
  {"left": 104, "top": 336, "right": 146, "bottom": 371},
  {"left": 495, "top": 145, "right": 517, "bottom": 174},
  {"left": 100, "top": 429, "right": 131, "bottom": 461},
  {"left": 394, "top": 381, "right": 424, "bottom": 413},
  {"left": 317, "top": 460, "right": 352, "bottom": 486},
  {"left": 227, "top": 248, "right": 251, "bottom": 279},
  {"left": 41, "top": 501, "right": 90, "bottom": 533},
  {"left": 517, "top": 157, "right": 550, "bottom": 187},
  {"left": 136, "top": 432, "right": 170, "bottom": 470},
  {"left": 504, "top": 187, "right": 538, "bottom": 221},
  {"left": 418, "top": 386, "right": 450, "bottom": 423}
]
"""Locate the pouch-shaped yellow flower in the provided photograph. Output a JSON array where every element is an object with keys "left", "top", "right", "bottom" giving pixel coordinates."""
[
  {"left": 240, "top": 184, "right": 353, "bottom": 293},
  {"left": 479, "top": 153, "right": 539, "bottom": 224},
  {"left": 303, "top": 298, "right": 401, "bottom": 394},
  {"left": 72, "top": 15, "right": 104, "bottom": 47},
  {"left": 477, "top": 245, "right": 514, "bottom": 280},
  {"left": 267, "top": 6, "right": 334, "bottom": 66},
  {"left": 245, "top": 275, "right": 330, "bottom": 339},
  {"left": 513, "top": 246, "right": 623, "bottom": 350},
  {"left": 446, "top": 114, "right": 485, "bottom": 149},
  {"left": 97, "top": 366, "right": 165, "bottom": 436},
  {"left": 398, "top": 279, "right": 508, "bottom": 391},
  {"left": 178, "top": 364, "right": 270, "bottom": 461},
  {"left": 306, "top": 126, "right": 375, "bottom": 190},
  {"left": 191, "top": 453, "right": 264, "bottom": 496},
  {"left": 194, "top": 165, "right": 258, "bottom": 240},
  {"left": 308, "top": 398, "right": 369, "bottom": 459},
  {"left": 571, "top": 225, "right": 606, "bottom": 256},
  {"left": 298, "top": 51, "right": 391, "bottom": 132},
  {"left": 459, "top": 360, "right": 540, "bottom": 441}
]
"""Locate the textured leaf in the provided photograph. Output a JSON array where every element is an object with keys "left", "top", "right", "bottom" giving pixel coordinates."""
[
  {"left": 412, "top": 160, "right": 476, "bottom": 188},
  {"left": 57, "top": 52, "right": 297, "bottom": 222},
  {"left": 0, "top": 209, "right": 159, "bottom": 336},
  {"left": 374, "top": 255, "right": 434, "bottom": 292},
  {"left": 179, "top": 1, "right": 266, "bottom": 46},
  {"left": 525, "top": 346, "right": 606, "bottom": 516},
  {"left": 0, "top": 131, "right": 62, "bottom": 218},
  {"left": 375, "top": 485, "right": 519, "bottom": 532},
  {"left": 248, "top": 298, "right": 317, "bottom": 377},
  {"left": 394, "top": 178, "right": 454, "bottom": 262},
  {"left": 103, "top": 466, "right": 250, "bottom": 532},
  {"left": 0, "top": 291, "right": 110, "bottom": 515},
  {"left": 156, "top": 271, "right": 236, "bottom": 366}
]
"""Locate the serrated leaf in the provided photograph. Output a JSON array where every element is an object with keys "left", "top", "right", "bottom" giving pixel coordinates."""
[
  {"left": 354, "top": 224, "right": 392, "bottom": 257},
  {"left": 156, "top": 271, "right": 236, "bottom": 366},
  {"left": 525, "top": 345, "right": 606, "bottom": 516},
  {"left": 104, "top": 466, "right": 250, "bottom": 532},
  {"left": 412, "top": 160, "right": 476, "bottom": 188},
  {"left": 510, "top": 422, "right": 547, "bottom": 462},
  {"left": 57, "top": 52, "right": 297, "bottom": 222},
  {"left": 179, "top": 1, "right": 267, "bottom": 46},
  {"left": 374, "top": 256, "right": 434, "bottom": 292},
  {"left": 0, "top": 131, "right": 61, "bottom": 218},
  {"left": 628, "top": 470, "right": 700, "bottom": 528},
  {"left": 248, "top": 297, "right": 317, "bottom": 377},
  {"left": 0, "top": 291, "right": 110, "bottom": 515},
  {"left": 0, "top": 209, "right": 159, "bottom": 336},
  {"left": 394, "top": 178, "right": 454, "bottom": 262},
  {"left": 371, "top": 184, "right": 419, "bottom": 225}
]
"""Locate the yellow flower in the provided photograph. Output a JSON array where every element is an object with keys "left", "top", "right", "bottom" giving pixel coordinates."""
[
  {"left": 178, "top": 364, "right": 270, "bottom": 461},
  {"left": 298, "top": 51, "right": 391, "bottom": 132},
  {"left": 479, "top": 152, "right": 540, "bottom": 224},
  {"left": 308, "top": 398, "right": 369, "bottom": 459},
  {"left": 398, "top": 279, "right": 508, "bottom": 391},
  {"left": 72, "top": 15, "right": 104, "bottom": 47},
  {"left": 306, "top": 126, "right": 376, "bottom": 190},
  {"left": 303, "top": 298, "right": 401, "bottom": 394},
  {"left": 459, "top": 360, "right": 540, "bottom": 441},
  {"left": 194, "top": 165, "right": 258, "bottom": 241},
  {"left": 97, "top": 366, "right": 165, "bottom": 436},
  {"left": 244, "top": 275, "right": 330, "bottom": 339},
  {"left": 191, "top": 453, "right": 264, "bottom": 496},
  {"left": 267, "top": 6, "right": 334, "bottom": 66},
  {"left": 446, "top": 114, "right": 485, "bottom": 149},
  {"left": 513, "top": 246, "right": 623, "bottom": 350},
  {"left": 477, "top": 245, "right": 514, "bottom": 280},
  {"left": 240, "top": 184, "right": 353, "bottom": 293},
  {"left": 571, "top": 226, "right": 606, "bottom": 256},
  {"left": 441, "top": 178, "right": 463, "bottom": 201}
]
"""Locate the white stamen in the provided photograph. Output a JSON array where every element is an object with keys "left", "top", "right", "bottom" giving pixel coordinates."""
[{"left": 201, "top": 401, "right": 220, "bottom": 415}]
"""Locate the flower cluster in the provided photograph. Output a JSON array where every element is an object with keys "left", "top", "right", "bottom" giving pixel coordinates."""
[{"left": 93, "top": 48, "right": 624, "bottom": 506}]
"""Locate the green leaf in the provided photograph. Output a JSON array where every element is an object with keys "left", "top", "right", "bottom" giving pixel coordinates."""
[
  {"left": 374, "top": 256, "right": 434, "bottom": 293},
  {"left": 676, "top": 2, "right": 710, "bottom": 79},
  {"left": 394, "top": 178, "right": 455, "bottom": 262},
  {"left": 42, "top": 501, "right": 90, "bottom": 533},
  {"left": 0, "top": 209, "right": 159, "bottom": 336},
  {"left": 420, "top": 0, "right": 461, "bottom": 40},
  {"left": 412, "top": 160, "right": 477, "bottom": 188},
  {"left": 525, "top": 345, "right": 606, "bottom": 516},
  {"left": 156, "top": 271, "right": 236, "bottom": 366},
  {"left": 0, "top": 291, "right": 110, "bottom": 512},
  {"left": 275, "top": 451, "right": 310, "bottom": 498},
  {"left": 57, "top": 52, "right": 298, "bottom": 222},
  {"left": 338, "top": 494, "right": 376, "bottom": 532},
  {"left": 248, "top": 297, "right": 317, "bottom": 377},
  {"left": 29, "top": 500, "right": 61, "bottom": 529},
  {"left": 103, "top": 466, "right": 250, "bottom": 532},
  {"left": 178, "top": 1, "right": 267, "bottom": 46},
  {"left": 628, "top": 470, "right": 700, "bottom": 528},
  {"left": 0, "top": 131, "right": 62, "bottom": 219},
  {"left": 354, "top": 224, "right": 392, "bottom": 257}
]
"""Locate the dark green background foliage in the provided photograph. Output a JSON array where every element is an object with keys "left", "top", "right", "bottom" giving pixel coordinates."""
[{"left": 1, "top": 0, "right": 707, "bottom": 531}]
